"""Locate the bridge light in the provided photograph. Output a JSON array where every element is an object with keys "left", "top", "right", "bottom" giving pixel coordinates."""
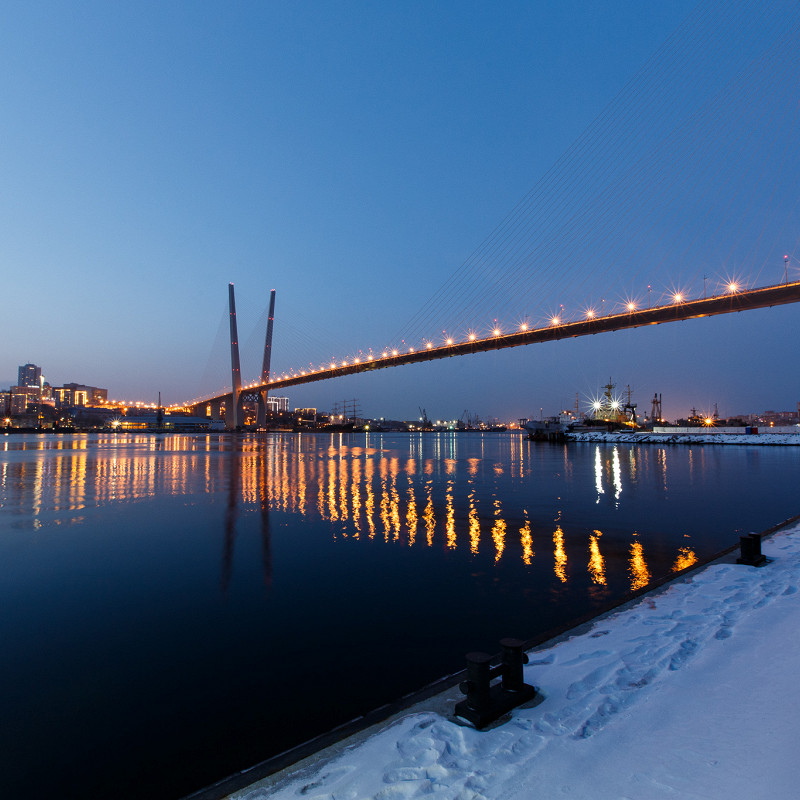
[
  {"left": 493, "top": 328, "right": 501, "bottom": 336},
  {"left": 551, "top": 316, "right": 560, "bottom": 326},
  {"left": 341, "top": 361, "right": 347, "bottom": 366},
  {"left": 392, "top": 349, "right": 398, "bottom": 356},
  {"left": 354, "top": 357, "right": 360, "bottom": 364},
  {"left": 367, "top": 355, "right": 373, "bottom": 361},
  {"left": 426, "top": 341, "right": 433, "bottom": 349},
  {"left": 382, "top": 351, "right": 388, "bottom": 358},
  {"left": 519, "top": 322, "right": 528, "bottom": 331},
  {"left": 446, "top": 338, "right": 453, "bottom": 345},
  {"left": 627, "top": 302, "right": 636, "bottom": 312},
  {"left": 409, "top": 347, "right": 414, "bottom": 352},
  {"left": 727, "top": 282, "right": 738, "bottom": 293},
  {"left": 330, "top": 362, "right": 336, "bottom": 368},
  {"left": 673, "top": 293, "right": 683, "bottom": 303},
  {"left": 468, "top": 333, "right": 476, "bottom": 341},
  {"left": 586, "top": 309, "right": 595, "bottom": 319}
]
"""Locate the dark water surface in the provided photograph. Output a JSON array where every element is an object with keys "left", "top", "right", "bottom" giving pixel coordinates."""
[{"left": 1, "top": 432, "right": 797, "bottom": 798}]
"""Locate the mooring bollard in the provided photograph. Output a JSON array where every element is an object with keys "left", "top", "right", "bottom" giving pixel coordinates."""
[
  {"left": 455, "top": 639, "right": 536, "bottom": 729},
  {"left": 500, "top": 637, "right": 528, "bottom": 692},
  {"left": 737, "top": 532, "right": 767, "bottom": 567}
]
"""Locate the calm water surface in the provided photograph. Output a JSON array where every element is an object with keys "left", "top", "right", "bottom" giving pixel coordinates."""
[{"left": 1, "top": 432, "right": 797, "bottom": 798}]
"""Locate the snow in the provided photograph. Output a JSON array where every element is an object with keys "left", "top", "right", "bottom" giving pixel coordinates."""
[
  {"left": 569, "top": 431, "right": 800, "bottom": 445},
  {"left": 232, "top": 522, "right": 800, "bottom": 800}
]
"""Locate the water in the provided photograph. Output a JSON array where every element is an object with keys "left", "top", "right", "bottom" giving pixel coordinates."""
[{"left": 0, "top": 432, "right": 797, "bottom": 799}]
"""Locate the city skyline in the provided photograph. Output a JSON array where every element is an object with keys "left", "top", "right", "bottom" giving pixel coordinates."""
[{"left": 3, "top": 1, "right": 799, "bottom": 422}]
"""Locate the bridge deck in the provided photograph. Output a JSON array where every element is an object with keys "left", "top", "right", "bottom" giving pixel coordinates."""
[{"left": 190, "top": 281, "right": 800, "bottom": 406}]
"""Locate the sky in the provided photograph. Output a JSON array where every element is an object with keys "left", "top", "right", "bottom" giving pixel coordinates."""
[{"left": 2, "top": 0, "right": 798, "bottom": 423}]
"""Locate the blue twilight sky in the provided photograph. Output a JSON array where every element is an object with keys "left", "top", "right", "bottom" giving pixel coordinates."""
[{"left": 2, "top": 1, "right": 798, "bottom": 422}]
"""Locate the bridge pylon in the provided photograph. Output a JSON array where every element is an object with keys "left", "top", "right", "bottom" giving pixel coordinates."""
[
  {"left": 228, "top": 283, "right": 243, "bottom": 429},
  {"left": 256, "top": 289, "right": 276, "bottom": 428}
]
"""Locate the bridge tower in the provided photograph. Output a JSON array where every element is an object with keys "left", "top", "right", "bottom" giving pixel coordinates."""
[
  {"left": 256, "top": 289, "right": 276, "bottom": 428},
  {"left": 228, "top": 283, "right": 243, "bottom": 429}
]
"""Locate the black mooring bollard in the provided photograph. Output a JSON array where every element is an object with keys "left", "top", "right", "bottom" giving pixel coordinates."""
[
  {"left": 455, "top": 639, "right": 537, "bottom": 729},
  {"left": 458, "top": 652, "right": 493, "bottom": 717},
  {"left": 737, "top": 532, "right": 767, "bottom": 567},
  {"left": 500, "top": 638, "right": 529, "bottom": 692}
]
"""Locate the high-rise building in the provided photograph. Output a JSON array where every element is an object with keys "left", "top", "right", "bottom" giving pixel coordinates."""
[
  {"left": 266, "top": 396, "right": 289, "bottom": 413},
  {"left": 18, "top": 363, "right": 42, "bottom": 388}
]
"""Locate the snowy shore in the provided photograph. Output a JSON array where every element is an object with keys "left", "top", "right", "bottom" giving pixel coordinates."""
[
  {"left": 568, "top": 430, "right": 800, "bottom": 445},
  {"left": 232, "top": 521, "right": 800, "bottom": 800}
]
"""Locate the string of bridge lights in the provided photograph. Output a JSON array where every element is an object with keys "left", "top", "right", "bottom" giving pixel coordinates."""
[{"left": 255, "top": 279, "right": 748, "bottom": 386}]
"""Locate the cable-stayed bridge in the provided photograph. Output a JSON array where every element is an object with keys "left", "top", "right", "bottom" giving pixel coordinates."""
[
  {"left": 176, "top": 0, "right": 800, "bottom": 425},
  {"left": 181, "top": 278, "right": 800, "bottom": 426}
]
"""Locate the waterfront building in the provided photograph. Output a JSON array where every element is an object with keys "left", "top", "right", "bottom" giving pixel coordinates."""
[
  {"left": 10, "top": 385, "right": 42, "bottom": 414},
  {"left": 53, "top": 383, "right": 108, "bottom": 408},
  {"left": 266, "top": 396, "right": 289, "bottom": 413},
  {"left": 17, "top": 363, "right": 42, "bottom": 388}
]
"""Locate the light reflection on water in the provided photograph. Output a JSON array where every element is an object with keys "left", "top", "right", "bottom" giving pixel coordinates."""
[{"left": 0, "top": 433, "right": 709, "bottom": 592}]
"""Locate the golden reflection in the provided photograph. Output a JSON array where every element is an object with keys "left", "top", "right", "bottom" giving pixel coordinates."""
[
  {"left": 553, "top": 524, "right": 567, "bottom": 583},
  {"left": 0, "top": 433, "right": 696, "bottom": 582},
  {"left": 389, "top": 457, "right": 401, "bottom": 541},
  {"left": 672, "top": 547, "right": 698, "bottom": 572},
  {"left": 379, "top": 460, "right": 391, "bottom": 541},
  {"left": 468, "top": 490, "right": 480, "bottom": 554},
  {"left": 588, "top": 530, "right": 606, "bottom": 585},
  {"left": 445, "top": 480, "right": 456, "bottom": 549},
  {"left": 629, "top": 539, "right": 651, "bottom": 590},
  {"left": 424, "top": 480, "right": 435, "bottom": 546},
  {"left": 339, "top": 457, "right": 349, "bottom": 522},
  {"left": 365, "top": 457, "right": 376, "bottom": 539},
  {"left": 350, "top": 458, "right": 361, "bottom": 538},
  {"left": 406, "top": 483, "right": 417, "bottom": 546},
  {"left": 491, "top": 498, "right": 506, "bottom": 562},
  {"left": 520, "top": 515, "right": 533, "bottom": 565},
  {"left": 327, "top": 455, "right": 339, "bottom": 521},
  {"left": 297, "top": 453, "right": 307, "bottom": 515}
]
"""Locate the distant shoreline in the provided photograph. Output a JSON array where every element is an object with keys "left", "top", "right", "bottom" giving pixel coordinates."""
[{"left": 567, "top": 431, "right": 800, "bottom": 446}]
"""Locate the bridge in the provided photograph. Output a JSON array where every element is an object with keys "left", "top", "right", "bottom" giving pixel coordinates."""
[
  {"left": 176, "top": 3, "right": 800, "bottom": 427},
  {"left": 182, "top": 278, "right": 800, "bottom": 426}
]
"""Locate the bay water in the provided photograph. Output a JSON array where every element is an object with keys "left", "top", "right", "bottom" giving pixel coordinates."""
[{"left": 1, "top": 432, "right": 796, "bottom": 798}]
